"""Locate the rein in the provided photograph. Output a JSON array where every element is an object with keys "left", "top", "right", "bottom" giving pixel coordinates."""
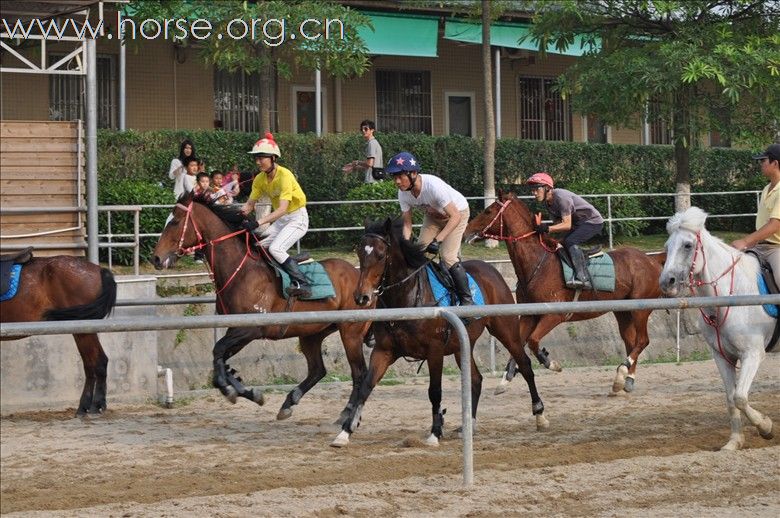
[
  {"left": 687, "top": 231, "right": 742, "bottom": 367},
  {"left": 478, "top": 199, "right": 558, "bottom": 254},
  {"left": 364, "top": 233, "right": 431, "bottom": 296},
  {"left": 174, "top": 201, "right": 258, "bottom": 313}
]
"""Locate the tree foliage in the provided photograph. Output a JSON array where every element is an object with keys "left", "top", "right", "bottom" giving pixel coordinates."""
[{"left": 525, "top": 0, "right": 779, "bottom": 208}]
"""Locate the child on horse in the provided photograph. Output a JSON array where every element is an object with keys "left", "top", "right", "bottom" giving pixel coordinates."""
[
  {"left": 527, "top": 172, "right": 604, "bottom": 289},
  {"left": 240, "top": 133, "right": 311, "bottom": 298},
  {"left": 385, "top": 151, "right": 473, "bottom": 306}
]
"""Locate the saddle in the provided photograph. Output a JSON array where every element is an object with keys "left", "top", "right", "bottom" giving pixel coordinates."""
[
  {"left": 1, "top": 246, "right": 33, "bottom": 296},
  {"left": 425, "top": 261, "right": 485, "bottom": 307},
  {"left": 556, "top": 245, "right": 616, "bottom": 292}
]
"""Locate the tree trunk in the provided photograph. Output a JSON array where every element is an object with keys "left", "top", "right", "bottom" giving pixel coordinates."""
[
  {"left": 258, "top": 45, "right": 272, "bottom": 134},
  {"left": 481, "top": 0, "right": 495, "bottom": 208},
  {"left": 673, "top": 88, "right": 692, "bottom": 212},
  {"left": 482, "top": 1, "right": 498, "bottom": 248}
]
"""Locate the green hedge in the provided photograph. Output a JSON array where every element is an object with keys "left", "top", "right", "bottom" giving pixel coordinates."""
[{"left": 98, "top": 129, "right": 760, "bottom": 263}]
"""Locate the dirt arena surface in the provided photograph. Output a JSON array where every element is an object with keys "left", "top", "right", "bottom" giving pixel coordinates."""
[{"left": 2, "top": 356, "right": 778, "bottom": 517}]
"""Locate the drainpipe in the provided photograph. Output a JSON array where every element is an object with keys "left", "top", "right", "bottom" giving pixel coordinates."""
[{"left": 157, "top": 365, "right": 174, "bottom": 408}]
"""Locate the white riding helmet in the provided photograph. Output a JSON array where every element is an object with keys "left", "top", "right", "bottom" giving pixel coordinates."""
[{"left": 249, "top": 132, "right": 281, "bottom": 158}]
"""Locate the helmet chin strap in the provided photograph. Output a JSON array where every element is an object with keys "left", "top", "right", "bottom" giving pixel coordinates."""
[{"left": 404, "top": 172, "right": 416, "bottom": 192}]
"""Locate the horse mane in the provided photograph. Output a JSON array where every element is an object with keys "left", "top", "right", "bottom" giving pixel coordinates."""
[
  {"left": 365, "top": 217, "right": 429, "bottom": 268},
  {"left": 177, "top": 191, "right": 245, "bottom": 233}
]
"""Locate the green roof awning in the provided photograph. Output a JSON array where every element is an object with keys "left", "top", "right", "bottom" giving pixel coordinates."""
[
  {"left": 444, "top": 19, "right": 598, "bottom": 57},
  {"left": 357, "top": 12, "right": 439, "bottom": 58}
]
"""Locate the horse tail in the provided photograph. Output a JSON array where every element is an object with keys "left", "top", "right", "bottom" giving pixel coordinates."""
[{"left": 44, "top": 268, "right": 117, "bottom": 321}]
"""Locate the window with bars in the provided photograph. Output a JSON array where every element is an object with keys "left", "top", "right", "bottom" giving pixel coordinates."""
[
  {"left": 518, "top": 77, "right": 571, "bottom": 141},
  {"left": 376, "top": 70, "right": 432, "bottom": 134},
  {"left": 49, "top": 54, "right": 117, "bottom": 129},
  {"left": 646, "top": 100, "right": 671, "bottom": 145},
  {"left": 213, "top": 69, "right": 276, "bottom": 133}
]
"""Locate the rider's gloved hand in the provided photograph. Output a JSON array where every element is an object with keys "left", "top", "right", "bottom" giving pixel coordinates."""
[
  {"left": 425, "top": 239, "right": 440, "bottom": 254},
  {"left": 241, "top": 219, "right": 260, "bottom": 232},
  {"left": 535, "top": 222, "right": 550, "bottom": 234}
]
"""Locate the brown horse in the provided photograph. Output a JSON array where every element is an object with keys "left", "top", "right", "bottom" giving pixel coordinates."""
[
  {"left": 152, "top": 192, "right": 372, "bottom": 422},
  {"left": 0, "top": 251, "right": 116, "bottom": 416},
  {"left": 465, "top": 191, "right": 665, "bottom": 394},
  {"left": 331, "top": 217, "right": 547, "bottom": 447}
]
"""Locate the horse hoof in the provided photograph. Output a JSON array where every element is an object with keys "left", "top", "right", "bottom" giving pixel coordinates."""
[
  {"left": 277, "top": 407, "right": 293, "bottom": 421},
  {"left": 424, "top": 434, "right": 440, "bottom": 447},
  {"left": 720, "top": 436, "right": 744, "bottom": 451},
  {"left": 251, "top": 389, "right": 266, "bottom": 406},
  {"left": 623, "top": 377, "right": 635, "bottom": 393},
  {"left": 164, "top": 402, "right": 174, "bottom": 409},
  {"left": 224, "top": 386, "right": 238, "bottom": 404},
  {"left": 548, "top": 360, "right": 562, "bottom": 372},
  {"left": 494, "top": 379, "right": 509, "bottom": 395},
  {"left": 759, "top": 422, "right": 774, "bottom": 440},
  {"left": 536, "top": 414, "right": 550, "bottom": 431},
  {"left": 330, "top": 430, "right": 350, "bottom": 448}
]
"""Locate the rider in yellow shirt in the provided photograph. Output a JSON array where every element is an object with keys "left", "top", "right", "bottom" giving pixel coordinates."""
[{"left": 241, "top": 133, "right": 311, "bottom": 298}]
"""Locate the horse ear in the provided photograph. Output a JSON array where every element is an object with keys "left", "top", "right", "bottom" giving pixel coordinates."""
[
  {"left": 497, "top": 188, "right": 504, "bottom": 198},
  {"left": 363, "top": 216, "right": 372, "bottom": 229},
  {"left": 384, "top": 217, "right": 393, "bottom": 235}
]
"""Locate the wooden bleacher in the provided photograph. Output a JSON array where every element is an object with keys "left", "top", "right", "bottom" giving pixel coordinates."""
[{"left": 0, "top": 120, "right": 86, "bottom": 256}]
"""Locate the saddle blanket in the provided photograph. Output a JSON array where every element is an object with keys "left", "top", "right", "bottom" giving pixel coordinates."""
[
  {"left": 426, "top": 265, "right": 485, "bottom": 307},
  {"left": 0, "top": 264, "right": 22, "bottom": 302},
  {"left": 561, "top": 252, "right": 616, "bottom": 292},
  {"left": 756, "top": 274, "right": 778, "bottom": 318},
  {"left": 277, "top": 261, "right": 336, "bottom": 300}
]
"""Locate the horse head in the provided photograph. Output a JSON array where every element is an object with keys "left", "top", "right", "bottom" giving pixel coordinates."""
[
  {"left": 354, "top": 217, "right": 428, "bottom": 306},
  {"left": 659, "top": 206, "right": 709, "bottom": 296},
  {"left": 152, "top": 192, "right": 243, "bottom": 270},
  {"left": 464, "top": 190, "right": 536, "bottom": 243}
]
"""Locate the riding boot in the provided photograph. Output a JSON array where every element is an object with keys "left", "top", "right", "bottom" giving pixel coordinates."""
[
  {"left": 567, "top": 245, "right": 592, "bottom": 290},
  {"left": 281, "top": 258, "right": 312, "bottom": 298},
  {"left": 449, "top": 262, "right": 474, "bottom": 306}
]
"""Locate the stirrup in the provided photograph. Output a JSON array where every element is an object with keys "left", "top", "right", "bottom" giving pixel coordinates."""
[{"left": 569, "top": 278, "right": 591, "bottom": 290}]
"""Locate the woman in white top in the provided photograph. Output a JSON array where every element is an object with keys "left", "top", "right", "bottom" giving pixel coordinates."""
[
  {"left": 169, "top": 139, "right": 196, "bottom": 198},
  {"left": 385, "top": 151, "right": 473, "bottom": 306}
]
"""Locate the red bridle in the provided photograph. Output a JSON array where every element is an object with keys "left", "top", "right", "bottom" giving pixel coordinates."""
[
  {"left": 477, "top": 199, "right": 558, "bottom": 253},
  {"left": 687, "top": 231, "right": 742, "bottom": 367},
  {"left": 173, "top": 201, "right": 259, "bottom": 312}
]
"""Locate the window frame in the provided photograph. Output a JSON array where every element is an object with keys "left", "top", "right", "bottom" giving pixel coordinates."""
[
  {"left": 517, "top": 76, "right": 572, "bottom": 141},
  {"left": 375, "top": 69, "right": 433, "bottom": 135},
  {"left": 444, "top": 91, "right": 476, "bottom": 137}
]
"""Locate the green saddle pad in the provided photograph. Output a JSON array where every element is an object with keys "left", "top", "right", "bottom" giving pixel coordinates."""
[
  {"left": 561, "top": 252, "right": 616, "bottom": 292},
  {"left": 276, "top": 261, "right": 336, "bottom": 300}
]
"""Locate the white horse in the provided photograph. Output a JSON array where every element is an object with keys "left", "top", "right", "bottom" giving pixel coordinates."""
[{"left": 659, "top": 206, "right": 775, "bottom": 450}]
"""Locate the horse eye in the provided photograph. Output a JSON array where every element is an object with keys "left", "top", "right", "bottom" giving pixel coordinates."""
[{"left": 684, "top": 242, "right": 692, "bottom": 250}]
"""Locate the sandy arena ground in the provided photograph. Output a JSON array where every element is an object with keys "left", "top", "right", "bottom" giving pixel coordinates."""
[{"left": 1, "top": 355, "right": 779, "bottom": 517}]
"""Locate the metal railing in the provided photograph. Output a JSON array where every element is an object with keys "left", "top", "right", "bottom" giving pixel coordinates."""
[
  {"left": 3, "top": 293, "right": 779, "bottom": 487},
  {"left": 0, "top": 190, "right": 762, "bottom": 273}
]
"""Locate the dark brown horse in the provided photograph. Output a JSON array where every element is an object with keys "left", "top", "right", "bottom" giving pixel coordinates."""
[
  {"left": 331, "top": 217, "right": 547, "bottom": 447},
  {"left": 152, "top": 192, "right": 372, "bottom": 422},
  {"left": 0, "top": 251, "right": 116, "bottom": 416},
  {"left": 465, "top": 191, "right": 665, "bottom": 394}
]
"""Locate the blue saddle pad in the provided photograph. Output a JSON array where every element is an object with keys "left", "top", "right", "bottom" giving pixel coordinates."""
[
  {"left": 277, "top": 261, "right": 336, "bottom": 300},
  {"left": 561, "top": 252, "right": 616, "bottom": 292},
  {"left": 756, "top": 274, "right": 778, "bottom": 318},
  {"left": 0, "top": 264, "right": 22, "bottom": 302},
  {"left": 426, "top": 265, "right": 485, "bottom": 307}
]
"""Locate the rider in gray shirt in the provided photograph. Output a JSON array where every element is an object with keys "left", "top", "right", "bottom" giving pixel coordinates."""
[{"left": 526, "top": 172, "right": 604, "bottom": 289}]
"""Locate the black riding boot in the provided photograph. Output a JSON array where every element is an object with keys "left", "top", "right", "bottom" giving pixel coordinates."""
[
  {"left": 567, "top": 245, "right": 592, "bottom": 290},
  {"left": 449, "top": 262, "right": 474, "bottom": 306},
  {"left": 281, "top": 258, "right": 312, "bottom": 298}
]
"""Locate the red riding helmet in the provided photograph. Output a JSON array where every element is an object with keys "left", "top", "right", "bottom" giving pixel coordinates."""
[{"left": 526, "top": 172, "right": 554, "bottom": 189}]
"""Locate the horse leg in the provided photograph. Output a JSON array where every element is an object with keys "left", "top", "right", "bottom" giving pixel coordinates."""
[
  {"left": 212, "top": 329, "right": 261, "bottom": 405},
  {"left": 525, "top": 316, "right": 564, "bottom": 372},
  {"left": 277, "top": 332, "right": 328, "bottom": 421},
  {"left": 487, "top": 319, "right": 548, "bottom": 430},
  {"left": 613, "top": 311, "right": 652, "bottom": 393},
  {"left": 710, "top": 351, "right": 744, "bottom": 451},
  {"left": 732, "top": 347, "right": 774, "bottom": 440},
  {"left": 73, "top": 333, "right": 108, "bottom": 417},
  {"left": 334, "top": 322, "right": 369, "bottom": 426},
  {"left": 452, "top": 349, "right": 483, "bottom": 436},
  {"left": 495, "top": 316, "right": 537, "bottom": 394},
  {"left": 424, "top": 350, "right": 446, "bottom": 446},
  {"left": 331, "top": 347, "right": 396, "bottom": 448}
]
